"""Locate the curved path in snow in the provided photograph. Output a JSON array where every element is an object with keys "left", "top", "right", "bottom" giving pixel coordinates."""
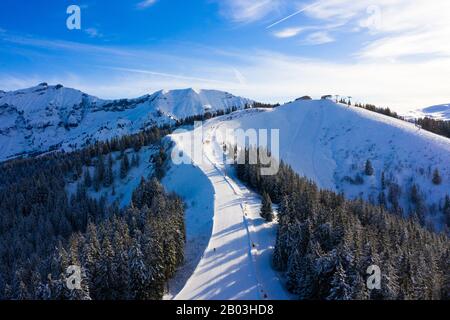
[{"left": 172, "top": 120, "right": 290, "bottom": 300}]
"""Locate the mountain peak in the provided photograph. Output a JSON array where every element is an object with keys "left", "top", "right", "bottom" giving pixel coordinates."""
[{"left": 0, "top": 84, "right": 253, "bottom": 161}]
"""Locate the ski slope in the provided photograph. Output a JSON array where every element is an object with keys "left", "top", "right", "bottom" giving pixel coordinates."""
[
  {"left": 166, "top": 122, "right": 290, "bottom": 300},
  {"left": 213, "top": 99, "right": 450, "bottom": 229},
  {"left": 165, "top": 98, "right": 450, "bottom": 299}
]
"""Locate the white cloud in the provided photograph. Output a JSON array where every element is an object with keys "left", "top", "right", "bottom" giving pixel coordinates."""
[
  {"left": 3, "top": 43, "right": 449, "bottom": 112},
  {"left": 273, "top": 27, "right": 304, "bottom": 38},
  {"left": 226, "top": 51, "right": 450, "bottom": 111},
  {"left": 1, "top": 34, "right": 137, "bottom": 57},
  {"left": 136, "top": 0, "right": 157, "bottom": 9},
  {"left": 84, "top": 28, "right": 103, "bottom": 38},
  {"left": 217, "top": 0, "right": 282, "bottom": 23},
  {"left": 272, "top": 22, "right": 345, "bottom": 41},
  {"left": 303, "top": 31, "right": 334, "bottom": 45},
  {"left": 303, "top": 0, "right": 450, "bottom": 60},
  {"left": 3, "top": 30, "right": 449, "bottom": 113}
]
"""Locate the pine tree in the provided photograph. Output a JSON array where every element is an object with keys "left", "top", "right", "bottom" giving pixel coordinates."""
[
  {"left": 365, "top": 160, "right": 374, "bottom": 176},
  {"left": 378, "top": 191, "right": 387, "bottom": 208},
  {"left": 83, "top": 224, "right": 101, "bottom": 298},
  {"left": 95, "top": 237, "right": 115, "bottom": 300},
  {"left": 84, "top": 169, "right": 92, "bottom": 188},
  {"left": 104, "top": 155, "right": 114, "bottom": 187},
  {"left": 381, "top": 252, "right": 400, "bottom": 300},
  {"left": 410, "top": 184, "right": 420, "bottom": 204},
  {"left": 260, "top": 192, "right": 274, "bottom": 222},
  {"left": 287, "top": 252, "right": 317, "bottom": 299},
  {"left": 16, "top": 281, "right": 30, "bottom": 300},
  {"left": 381, "top": 171, "right": 386, "bottom": 190},
  {"left": 432, "top": 168, "right": 442, "bottom": 185},
  {"left": 444, "top": 195, "right": 450, "bottom": 228},
  {"left": 120, "top": 154, "right": 130, "bottom": 180},
  {"left": 112, "top": 226, "right": 131, "bottom": 299},
  {"left": 128, "top": 238, "right": 149, "bottom": 300},
  {"left": 441, "top": 251, "right": 450, "bottom": 300},
  {"left": 351, "top": 272, "right": 369, "bottom": 300},
  {"left": 327, "top": 263, "right": 352, "bottom": 300},
  {"left": 34, "top": 280, "right": 51, "bottom": 300},
  {"left": 131, "top": 154, "right": 140, "bottom": 168},
  {"left": 136, "top": 153, "right": 140, "bottom": 167},
  {"left": 93, "top": 155, "right": 105, "bottom": 191}
]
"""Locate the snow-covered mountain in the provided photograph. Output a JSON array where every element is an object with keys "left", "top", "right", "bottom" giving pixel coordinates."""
[
  {"left": 213, "top": 99, "right": 450, "bottom": 229},
  {"left": 406, "top": 103, "right": 450, "bottom": 120},
  {"left": 0, "top": 83, "right": 252, "bottom": 161}
]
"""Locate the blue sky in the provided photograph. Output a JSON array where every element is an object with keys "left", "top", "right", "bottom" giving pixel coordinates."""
[{"left": 1, "top": 0, "right": 449, "bottom": 111}]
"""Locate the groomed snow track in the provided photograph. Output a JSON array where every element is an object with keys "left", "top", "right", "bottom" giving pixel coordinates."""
[{"left": 170, "top": 120, "right": 290, "bottom": 300}]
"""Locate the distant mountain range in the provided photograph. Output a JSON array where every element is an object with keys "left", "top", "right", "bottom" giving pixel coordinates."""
[
  {"left": 405, "top": 103, "right": 450, "bottom": 121},
  {"left": 0, "top": 83, "right": 252, "bottom": 161}
]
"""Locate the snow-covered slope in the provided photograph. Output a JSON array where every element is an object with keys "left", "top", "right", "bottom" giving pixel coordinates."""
[
  {"left": 213, "top": 100, "right": 450, "bottom": 229},
  {"left": 151, "top": 88, "right": 250, "bottom": 119},
  {"left": 406, "top": 103, "right": 450, "bottom": 120},
  {"left": 0, "top": 84, "right": 252, "bottom": 162},
  {"left": 165, "top": 124, "right": 291, "bottom": 300}
]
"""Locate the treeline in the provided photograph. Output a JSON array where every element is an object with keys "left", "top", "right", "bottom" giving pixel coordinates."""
[
  {"left": 416, "top": 117, "right": 450, "bottom": 139},
  {"left": 175, "top": 105, "right": 247, "bottom": 126},
  {"left": 354, "top": 103, "right": 404, "bottom": 120},
  {"left": 0, "top": 126, "right": 171, "bottom": 188},
  {"left": 354, "top": 102, "right": 450, "bottom": 139},
  {"left": 252, "top": 102, "right": 280, "bottom": 109},
  {"left": 0, "top": 125, "right": 183, "bottom": 300},
  {"left": 235, "top": 148, "right": 450, "bottom": 300}
]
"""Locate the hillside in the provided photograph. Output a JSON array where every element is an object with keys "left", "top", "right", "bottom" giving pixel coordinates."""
[
  {"left": 212, "top": 99, "right": 450, "bottom": 230},
  {"left": 0, "top": 84, "right": 252, "bottom": 162},
  {"left": 161, "top": 99, "right": 449, "bottom": 300}
]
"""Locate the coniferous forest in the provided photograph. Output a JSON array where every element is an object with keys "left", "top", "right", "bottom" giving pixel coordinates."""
[
  {"left": 0, "top": 126, "right": 185, "bottom": 300},
  {"left": 235, "top": 148, "right": 450, "bottom": 300}
]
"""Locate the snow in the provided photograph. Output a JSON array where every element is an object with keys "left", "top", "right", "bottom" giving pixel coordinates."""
[
  {"left": 162, "top": 155, "right": 215, "bottom": 298},
  {"left": 148, "top": 88, "right": 251, "bottom": 120},
  {"left": 66, "top": 146, "right": 158, "bottom": 208},
  {"left": 164, "top": 121, "right": 291, "bottom": 300},
  {"left": 406, "top": 103, "right": 450, "bottom": 120},
  {"left": 0, "top": 85, "right": 252, "bottom": 162},
  {"left": 212, "top": 100, "right": 450, "bottom": 229},
  {"left": 5, "top": 83, "right": 449, "bottom": 299}
]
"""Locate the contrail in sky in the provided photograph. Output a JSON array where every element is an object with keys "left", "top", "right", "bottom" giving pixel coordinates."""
[{"left": 266, "top": 1, "right": 321, "bottom": 29}]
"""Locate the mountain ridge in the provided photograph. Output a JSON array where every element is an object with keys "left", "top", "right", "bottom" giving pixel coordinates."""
[
  {"left": 405, "top": 103, "right": 450, "bottom": 121},
  {"left": 0, "top": 83, "right": 253, "bottom": 161}
]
